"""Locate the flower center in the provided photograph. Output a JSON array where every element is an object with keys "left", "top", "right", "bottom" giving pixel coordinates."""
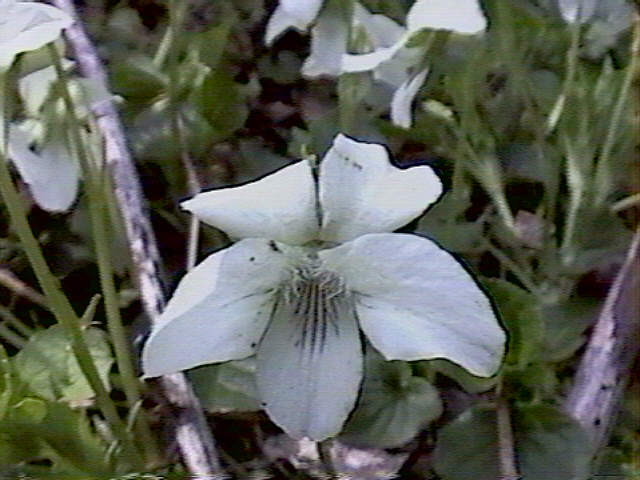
[{"left": 278, "top": 256, "right": 352, "bottom": 357}]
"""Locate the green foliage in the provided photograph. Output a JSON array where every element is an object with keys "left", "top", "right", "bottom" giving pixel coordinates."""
[
  {"left": 433, "top": 404, "right": 592, "bottom": 480},
  {"left": 0, "top": 0, "right": 637, "bottom": 477},
  {"left": 190, "top": 358, "right": 260, "bottom": 413},
  {"left": 340, "top": 351, "right": 442, "bottom": 448},
  {"left": 14, "top": 324, "right": 114, "bottom": 404}
]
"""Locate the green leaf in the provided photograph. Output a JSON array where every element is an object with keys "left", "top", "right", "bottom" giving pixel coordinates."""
[
  {"left": 196, "top": 70, "right": 249, "bottom": 143},
  {"left": 514, "top": 404, "right": 592, "bottom": 480},
  {"left": 340, "top": 351, "right": 442, "bottom": 448},
  {"left": 433, "top": 405, "right": 500, "bottom": 480},
  {"left": 428, "top": 359, "right": 498, "bottom": 393},
  {"left": 433, "top": 404, "right": 593, "bottom": 480},
  {"left": 483, "top": 278, "right": 544, "bottom": 368},
  {"left": 538, "top": 297, "right": 599, "bottom": 362},
  {"left": 189, "top": 358, "right": 260, "bottom": 413},
  {"left": 14, "top": 324, "right": 114, "bottom": 404}
]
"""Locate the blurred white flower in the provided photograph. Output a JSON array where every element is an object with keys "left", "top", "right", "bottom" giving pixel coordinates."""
[
  {"left": 557, "top": 0, "right": 598, "bottom": 23},
  {"left": 0, "top": 0, "right": 72, "bottom": 69},
  {"left": 342, "top": 0, "right": 486, "bottom": 128},
  {"left": 142, "top": 134, "right": 505, "bottom": 441}
]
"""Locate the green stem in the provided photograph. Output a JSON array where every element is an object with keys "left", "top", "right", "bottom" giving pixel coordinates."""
[
  {"left": 545, "top": 19, "right": 581, "bottom": 135},
  {"left": 593, "top": 19, "right": 639, "bottom": 207},
  {"left": 0, "top": 68, "right": 141, "bottom": 469},
  {"left": 48, "top": 46, "right": 159, "bottom": 466},
  {"left": 0, "top": 322, "right": 26, "bottom": 348},
  {"left": 0, "top": 305, "right": 34, "bottom": 338},
  {"left": 153, "top": 0, "right": 189, "bottom": 68}
]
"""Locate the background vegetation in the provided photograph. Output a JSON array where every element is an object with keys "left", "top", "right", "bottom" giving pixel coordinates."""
[{"left": 0, "top": 0, "right": 637, "bottom": 478}]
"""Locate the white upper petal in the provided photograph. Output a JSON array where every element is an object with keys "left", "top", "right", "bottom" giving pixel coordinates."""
[
  {"left": 142, "top": 238, "right": 294, "bottom": 378},
  {"left": 301, "top": 0, "right": 349, "bottom": 78},
  {"left": 321, "top": 233, "right": 506, "bottom": 377},
  {"left": 7, "top": 123, "right": 79, "bottom": 212},
  {"left": 353, "top": 3, "right": 406, "bottom": 48},
  {"left": 257, "top": 284, "right": 362, "bottom": 440},
  {"left": 391, "top": 67, "right": 429, "bottom": 128},
  {"left": 318, "top": 134, "right": 442, "bottom": 243},
  {"left": 264, "top": 0, "right": 324, "bottom": 45},
  {"left": 182, "top": 160, "right": 319, "bottom": 245},
  {"left": 407, "top": 0, "right": 486, "bottom": 34},
  {"left": 280, "top": 0, "right": 324, "bottom": 26}
]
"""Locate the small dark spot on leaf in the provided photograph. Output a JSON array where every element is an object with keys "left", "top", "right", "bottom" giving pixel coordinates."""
[
  {"left": 250, "top": 257, "right": 255, "bottom": 262},
  {"left": 269, "top": 240, "right": 280, "bottom": 252},
  {"left": 261, "top": 402, "right": 267, "bottom": 407},
  {"left": 594, "top": 418, "right": 601, "bottom": 426},
  {"left": 250, "top": 342, "right": 256, "bottom": 348}
]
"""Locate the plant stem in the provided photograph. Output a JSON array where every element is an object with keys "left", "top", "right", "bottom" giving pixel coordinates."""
[
  {"left": 0, "top": 268, "right": 49, "bottom": 308},
  {"left": 0, "top": 321, "right": 26, "bottom": 348},
  {"left": 0, "top": 304, "right": 34, "bottom": 338},
  {"left": 545, "top": 18, "right": 581, "bottom": 135},
  {"left": 496, "top": 394, "right": 519, "bottom": 480},
  {"left": 593, "top": 17, "right": 639, "bottom": 207},
  {"left": 48, "top": 46, "right": 160, "bottom": 466},
  {"left": 165, "top": 0, "right": 201, "bottom": 271},
  {"left": 0, "top": 69, "right": 141, "bottom": 469}
]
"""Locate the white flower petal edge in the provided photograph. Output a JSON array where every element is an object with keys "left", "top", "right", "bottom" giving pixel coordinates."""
[
  {"left": 142, "top": 238, "right": 294, "bottom": 378},
  {"left": 319, "top": 134, "right": 442, "bottom": 243},
  {"left": 182, "top": 160, "right": 319, "bottom": 245},
  {"left": 7, "top": 124, "right": 79, "bottom": 212},
  {"left": 301, "top": 0, "right": 349, "bottom": 78},
  {"left": 264, "top": 0, "right": 324, "bottom": 45},
  {"left": 321, "top": 233, "right": 506, "bottom": 377},
  {"left": 406, "top": 0, "right": 486, "bottom": 34},
  {"left": 257, "top": 280, "right": 362, "bottom": 441},
  {"left": 391, "top": 67, "right": 429, "bottom": 128},
  {"left": 0, "top": 0, "right": 72, "bottom": 69},
  {"left": 558, "top": 0, "right": 598, "bottom": 24}
]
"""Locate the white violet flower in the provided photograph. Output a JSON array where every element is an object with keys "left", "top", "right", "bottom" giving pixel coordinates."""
[
  {"left": 0, "top": 0, "right": 72, "bottom": 70},
  {"left": 142, "top": 134, "right": 506, "bottom": 441}
]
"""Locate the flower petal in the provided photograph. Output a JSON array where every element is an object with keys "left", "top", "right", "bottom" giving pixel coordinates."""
[
  {"left": 264, "top": 0, "right": 324, "bottom": 45},
  {"left": 182, "top": 160, "right": 319, "bottom": 245},
  {"left": 0, "top": 1, "right": 72, "bottom": 69},
  {"left": 142, "top": 238, "right": 294, "bottom": 378},
  {"left": 318, "top": 134, "right": 442, "bottom": 243},
  {"left": 321, "top": 234, "right": 505, "bottom": 377},
  {"left": 301, "top": 0, "right": 349, "bottom": 78},
  {"left": 391, "top": 67, "right": 429, "bottom": 128},
  {"left": 406, "top": 0, "right": 486, "bottom": 34},
  {"left": 341, "top": 39, "right": 406, "bottom": 74},
  {"left": 257, "top": 286, "right": 362, "bottom": 440},
  {"left": 8, "top": 123, "right": 79, "bottom": 212}
]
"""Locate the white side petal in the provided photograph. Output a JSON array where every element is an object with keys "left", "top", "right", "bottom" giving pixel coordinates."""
[
  {"left": 321, "top": 234, "right": 506, "bottom": 377},
  {"left": 341, "top": 38, "right": 406, "bottom": 74},
  {"left": 265, "top": 5, "right": 307, "bottom": 45},
  {"left": 142, "top": 238, "right": 294, "bottom": 378},
  {"left": 301, "top": 0, "right": 349, "bottom": 78},
  {"left": 391, "top": 67, "right": 429, "bottom": 128},
  {"left": 7, "top": 124, "right": 79, "bottom": 212},
  {"left": 182, "top": 161, "right": 318, "bottom": 245},
  {"left": 406, "top": 0, "right": 486, "bottom": 34},
  {"left": 318, "top": 134, "right": 442, "bottom": 243},
  {"left": 257, "top": 290, "right": 362, "bottom": 440}
]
